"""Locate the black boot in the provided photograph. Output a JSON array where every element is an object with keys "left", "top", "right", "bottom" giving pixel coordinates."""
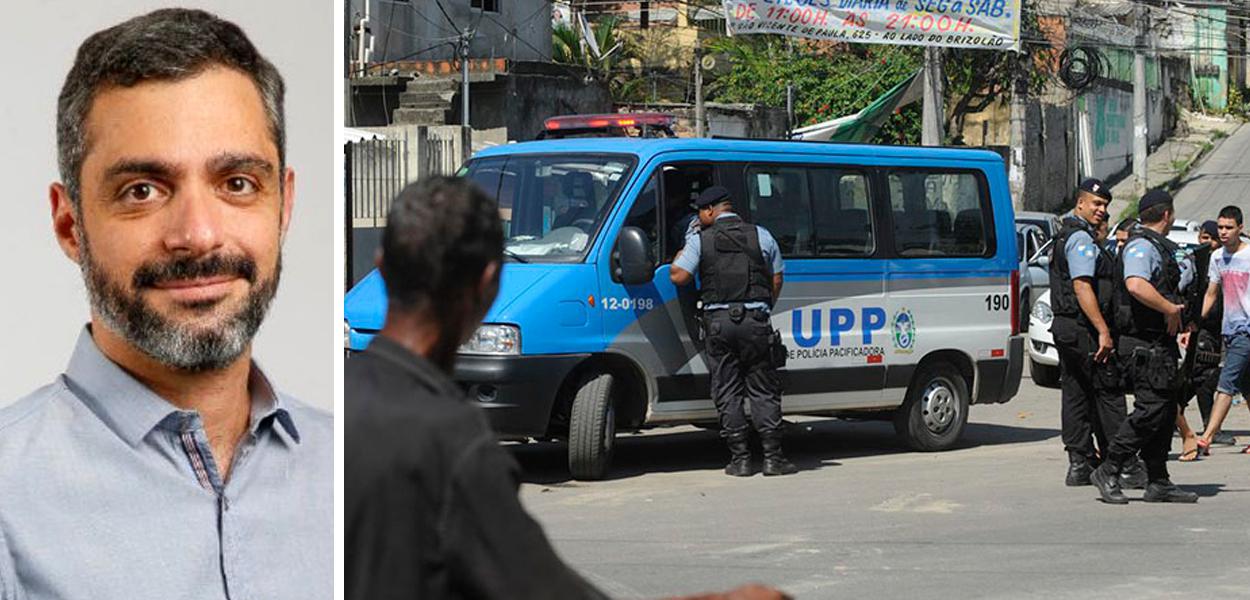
[
  {"left": 760, "top": 432, "right": 798, "bottom": 476},
  {"left": 1065, "top": 453, "right": 1094, "bottom": 487},
  {"left": 1142, "top": 479, "right": 1199, "bottom": 503},
  {"left": 1090, "top": 460, "right": 1128, "bottom": 504},
  {"left": 1119, "top": 458, "right": 1148, "bottom": 490},
  {"left": 724, "top": 432, "right": 754, "bottom": 477}
]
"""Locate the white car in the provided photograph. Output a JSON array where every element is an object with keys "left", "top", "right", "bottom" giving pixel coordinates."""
[
  {"left": 1027, "top": 289, "right": 1060, "bottom": 387},
  {"left": 1171, "top": 219, "right": 1202, "bottom": 234}
]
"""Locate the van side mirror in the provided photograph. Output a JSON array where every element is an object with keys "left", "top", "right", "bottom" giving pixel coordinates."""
[
  {"left": 1030, "top": 253, "right": 1050, "bottom": 268},
  {"left": 612, "top": 226, "right": 655, "bottom": 285}
]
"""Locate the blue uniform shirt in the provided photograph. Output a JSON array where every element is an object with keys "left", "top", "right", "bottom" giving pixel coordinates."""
[
  {"left": 1063, "top": 215, "right": 1099, "bottom": 280},
  {"left": 1123, "top": 236, "right": 1195, "bottom": 291},
  {"left": 673, "top": 212, "right": 784, "bottom": 312}
]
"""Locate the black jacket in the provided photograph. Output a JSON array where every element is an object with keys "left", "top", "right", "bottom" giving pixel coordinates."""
[{"left": 345, "top": 336, "right": 604, "bottom": 600}]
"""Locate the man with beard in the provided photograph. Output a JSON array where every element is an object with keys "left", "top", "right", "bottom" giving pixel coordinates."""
[{"left": 0, "top": 10, "right": 331, "bottom": 600}]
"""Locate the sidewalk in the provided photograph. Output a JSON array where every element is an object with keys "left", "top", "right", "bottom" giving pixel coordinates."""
[{"left": 1107, "top": 110, "right": 1242, "bottom": 221}]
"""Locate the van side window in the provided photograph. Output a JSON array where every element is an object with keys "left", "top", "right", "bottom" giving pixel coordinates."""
[
  {"left": 810, "top": 169, "right": 874, "bottom": 256},
  {"left": 888, "top": 171, "right": 989, "bottom": 257},
  {"left": 661, "top": 164, "right": 715, "bottom": 263},
  {"left": 746, "top": 166, "right": 814, "bottom": 256},
  {"left": 625, "top": 173, "right": 660, "bottom": 260}
]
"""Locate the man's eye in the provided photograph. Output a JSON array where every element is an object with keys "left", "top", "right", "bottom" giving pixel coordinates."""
[
  {"left": 224, "top": 177, "right": 258, "bottom": 194},
  {"left": 123, "top": 183, "right": 160, "bottom": 202}
]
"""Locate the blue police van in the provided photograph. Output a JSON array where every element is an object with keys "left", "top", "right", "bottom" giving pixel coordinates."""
[{"left": 346, "top": 137, "right": 1025, "bottom": 479}]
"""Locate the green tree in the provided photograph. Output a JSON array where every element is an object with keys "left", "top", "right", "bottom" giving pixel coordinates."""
[{"left": 706, "top": 37, "right": 923, "bottom": 143}]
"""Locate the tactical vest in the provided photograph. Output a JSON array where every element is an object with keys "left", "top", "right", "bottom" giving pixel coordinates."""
[
  {"left": 698, "top": 215, "right": 774, "bottom": 306},
  {"left": 1114, "top": 226, "right": 1182, "bottom": 339},
  {"left": 1049, "top": 216, "right": 1116, "bottom": 327}
]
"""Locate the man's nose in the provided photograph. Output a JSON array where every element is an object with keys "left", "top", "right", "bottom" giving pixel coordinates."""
[{"left": 162, "top": 184, "right": 223, "bottom": 255}]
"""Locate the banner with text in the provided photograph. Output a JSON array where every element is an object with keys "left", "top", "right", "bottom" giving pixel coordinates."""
[{"left": 723, "top": 0, "right": 1021, "bottom": 51}]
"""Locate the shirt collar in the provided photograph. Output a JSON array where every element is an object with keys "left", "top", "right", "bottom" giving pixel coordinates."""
[
  {"left": 63, "top": 327, "right": 299, "bottom": 447},
  {"left": 366, "top": 334, "right": 462, "bottom": 398}
]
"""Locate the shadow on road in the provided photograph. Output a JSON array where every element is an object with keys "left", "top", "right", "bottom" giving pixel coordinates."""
[{"left": 511, "top": 417, "right": 1061, "bottom": 485}]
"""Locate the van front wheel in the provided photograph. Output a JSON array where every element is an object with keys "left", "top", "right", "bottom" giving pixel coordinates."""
[
  {"left": 568, "top": 372, "right": 616, "bottom": 480},
  {"left": 894, "top": 362, "right": 969, "bottom": 451}
]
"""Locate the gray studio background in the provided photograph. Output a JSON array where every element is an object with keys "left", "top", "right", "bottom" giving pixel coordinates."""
[{"left": 0, "top": 0, "right": 334, "bottom": 411}]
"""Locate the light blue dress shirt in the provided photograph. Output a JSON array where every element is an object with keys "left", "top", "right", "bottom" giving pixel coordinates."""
[
  {"left": 673, "top": 213, "right": 784, "bottom": 312},
  {"left": 0, "top": 329, "right": 332, "bottom": 600}
]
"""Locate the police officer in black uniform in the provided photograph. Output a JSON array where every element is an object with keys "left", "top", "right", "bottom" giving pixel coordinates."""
[
  {"left": 1050, "top": 179, "right": 1146, "bottom": 488},
  {"left": 670, "top": 186, "right": 795, "bottom": 477},
  {"left": 1090, "top": 190, "right": 1199, "bottom": 504}
]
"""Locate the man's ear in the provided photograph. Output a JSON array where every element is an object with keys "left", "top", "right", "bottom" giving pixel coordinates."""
[
  {"left": 478, "top": 260, "right": 500, "bottom": 305},
  {"left": 279, "top": 166, "right": 296, "bottom": 240},
  {"left": 50, "top": 183, "right": 82, "bottom": 265}
]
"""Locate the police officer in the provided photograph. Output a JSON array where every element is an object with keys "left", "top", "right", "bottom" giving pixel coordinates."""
[
  {"left": 1090, "top": 190, "right": 1199, "bottom": 504},
  {"left": 670, "top": 186, "right": 795, "bottom": 477},
  {"left": 1050, "top": 179, "right": 1145, "bottom": 488}
]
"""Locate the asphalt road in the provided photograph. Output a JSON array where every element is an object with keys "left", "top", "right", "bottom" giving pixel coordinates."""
[
  {"left": 1172, "top": 123, "right": 1250, "bottom": 221},
  {"left": 513, "top": 375, "right": 1250, "bottom": 599}
]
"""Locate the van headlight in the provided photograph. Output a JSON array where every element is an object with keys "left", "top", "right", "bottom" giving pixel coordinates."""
[
  {"left": 460, "top": 324, "right": 521, "bottom": 355},
  {"left": 1032, "top": 301, "right": 1053, "bottom": 324}
]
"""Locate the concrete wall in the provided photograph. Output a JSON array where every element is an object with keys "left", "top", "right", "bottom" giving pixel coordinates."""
[
  {"left": 348, "top": 0, "right": 551, "bottom": 63},
  {"left": 453, "top": 62, "right": 614, "bottom": 140}
]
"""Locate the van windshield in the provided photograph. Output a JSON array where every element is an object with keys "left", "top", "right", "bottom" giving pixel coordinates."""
[{"left": 463, "top": 154, "right": 635, "bottom": 262}]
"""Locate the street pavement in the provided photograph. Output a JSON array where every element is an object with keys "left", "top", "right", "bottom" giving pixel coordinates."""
[
  {"left": 1173, "top": 122, "right": 1250, "bottom": 221},
  {"left": 513, "top": 375, "right": 1250, "bottom": 599}
]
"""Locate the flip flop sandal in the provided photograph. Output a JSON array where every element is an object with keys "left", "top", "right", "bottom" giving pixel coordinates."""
[
  {"left": 1197, "top": 438, "right": 1212, "bottom": 456},
  {"left": 1240, "top": 445, "right": 1250, "bottom": 455},
  {"left": 1178, "top": 448, "right": 1201, "bottom": 462}
]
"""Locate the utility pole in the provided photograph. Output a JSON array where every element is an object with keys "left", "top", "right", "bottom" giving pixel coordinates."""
[
  {"left": 1133, "top": 4, "right": 1149, "bottom": 198},
  {"left": 354, "top": 0, "right": 371, "bottom": 75},
  {"left": 460, "top": 31, "right": 472, "bottom": 127},
  {"left": 922, "top": 47, "right": 945, "bottom": 146},
  {"left": 1009, "top": 59, "right": 1027, "bottom": 209},
  {"left": 694, "top": 40, "right": 705, "bottom": 138}
]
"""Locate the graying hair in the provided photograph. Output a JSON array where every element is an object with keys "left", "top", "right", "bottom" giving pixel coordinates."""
[{"left": 57, "top": 8, "right": 285, "bottom": 204}]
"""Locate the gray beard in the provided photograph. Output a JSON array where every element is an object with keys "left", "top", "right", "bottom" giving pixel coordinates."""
[{"left": 78, "top": 235, "right": 280, "bottom": 372}]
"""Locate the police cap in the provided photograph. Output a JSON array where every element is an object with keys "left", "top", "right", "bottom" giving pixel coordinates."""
[
  {"left": 1078, "top": 178, "right": 1112, "bottom": 201},
  {"left": 1138, "top": 189, "right": 1173, "bottom": 214},
  {"left": 691, "top": 186, "right": 732, "bottom": 210}
]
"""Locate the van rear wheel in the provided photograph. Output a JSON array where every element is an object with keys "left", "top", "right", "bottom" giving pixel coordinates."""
[
  {"left": 894, "top": 362, "right": 969, "bottom": 451},
  {"left": 568, "top": 372, "right": 616, "bottom": 480}
]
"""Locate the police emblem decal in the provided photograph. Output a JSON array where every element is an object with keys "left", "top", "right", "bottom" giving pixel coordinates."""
[{"left": 892, "top": 308, "right": 916, "bottom": 353}]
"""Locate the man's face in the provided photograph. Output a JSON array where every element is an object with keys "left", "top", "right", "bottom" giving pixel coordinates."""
[
  {"left": 1075, "top": 191, "right": 1109, "bottom": 226},
  {"left": 1116, "top": 228, "right": 1130, "bottom": 248},
  {"left": 1218, "top": 216, "right": 1243, "bottom": 248},
  {"left": 1200, "top": 230, "right": 1218, "bottom": 248},
  {"left": 52, "top": 66, "right": 294, "bottom": 371}
]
